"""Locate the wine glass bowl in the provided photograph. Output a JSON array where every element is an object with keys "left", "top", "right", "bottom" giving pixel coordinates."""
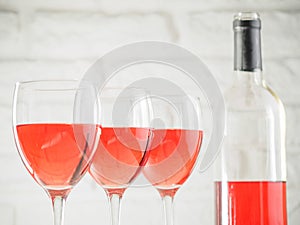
[
  {"left": 89, "top": 126, "right": 150, "bottom": 194},
  {"left": 144, "top": 128, "right": 203, "bottom": 196},
  {"left": 15, "top": 123, "right": 94, "bottom": 191}
]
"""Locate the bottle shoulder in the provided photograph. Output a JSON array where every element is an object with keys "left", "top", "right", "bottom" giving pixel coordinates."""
[{"left": 224, "top": 82, "right": 285, "bottom": 113}]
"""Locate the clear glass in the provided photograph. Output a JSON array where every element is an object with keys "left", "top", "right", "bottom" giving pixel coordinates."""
[
  {"left": 13, "top": 80, "right": 100, "bottom": 225},
  {"left": 88, "top": 87, "right": 152, "bottom": 225},
  {"left": 215, "top": 70, "right": 287, "bottom": 225},
  {"left": 143, "top": 94, "right": 204, "bottom": 225}
]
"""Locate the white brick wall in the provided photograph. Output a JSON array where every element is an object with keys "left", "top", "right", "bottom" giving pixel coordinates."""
[{"left": 0, "top": 1, "right": 299, "bottom": 225}]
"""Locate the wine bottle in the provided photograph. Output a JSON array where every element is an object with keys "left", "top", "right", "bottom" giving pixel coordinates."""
[{"left": 215, "top": 12, "right": 287, "bottom": 225}]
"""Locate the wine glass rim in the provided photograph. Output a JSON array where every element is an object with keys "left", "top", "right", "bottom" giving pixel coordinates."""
[
  {"left": 99, "top": 86, "right": 150, "bottom": 98},
  {"left": 147, "top": 93, "right": 203, "bottom": 101},
  {"left": 15, "top": 79, "right": 80, "bottom": 85},
  {"left": 100, "top": 86, "right": 148, "bottom": 92},
  {"left": 14, "top": 79, "right": 95, "bottom": 92}
]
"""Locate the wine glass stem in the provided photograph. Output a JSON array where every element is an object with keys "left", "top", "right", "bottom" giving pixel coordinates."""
[
  {"left": 109, "top": 194, "right": 122, "bottom": 225},
  {"left": 162, "top": 195, "right": 174, "bottom": 225},
  {"left": 52, "top": 196, "right": 66, "bottom": 225}
]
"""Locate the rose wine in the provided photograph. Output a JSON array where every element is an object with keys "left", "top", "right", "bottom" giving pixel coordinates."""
[
  {"left": 16, "top": 123, "right": 95, "bottom": 189},
  {"left": 89, "top": 127, "right": 150, "bottom": 194},
  {"left": 215, "top": 181, "right": 287, "bottom": 225},
  {"left": 143, "top": 129, "right": 203, "bottom": 196}
]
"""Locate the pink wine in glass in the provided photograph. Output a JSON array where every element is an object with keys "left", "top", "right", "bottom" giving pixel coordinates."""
[
  {"left": 143, "top": 129, "right": 203, "bottom": 197},
  {"left": 16, "top": 123, "right": 95, "bottom": 190},
  {"left": 89, "top": 127, "right": 150, "bottom": 195},
  {"left": 215, "top": 181, "right": 287, "bottom": 225}
]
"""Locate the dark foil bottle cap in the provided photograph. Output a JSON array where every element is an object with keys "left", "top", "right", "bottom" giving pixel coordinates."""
[{"left": 233, "top": 12, "right": 262, "bottom": 72}]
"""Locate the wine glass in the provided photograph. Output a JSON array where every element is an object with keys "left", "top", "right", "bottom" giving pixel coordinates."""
[
  {"left": 88, "top": 87, "right": 152, "bottom": 225},
  {"left": 143, "top": 94, "right": 203, "bottom": 225},
  {"left": 12, "top": 80, "right": 100, "bottom": 225}
]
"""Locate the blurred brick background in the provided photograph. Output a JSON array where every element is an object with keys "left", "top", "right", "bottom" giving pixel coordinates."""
[{"left": 0, "top": 0, "right": 300, "bottom": 225}]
